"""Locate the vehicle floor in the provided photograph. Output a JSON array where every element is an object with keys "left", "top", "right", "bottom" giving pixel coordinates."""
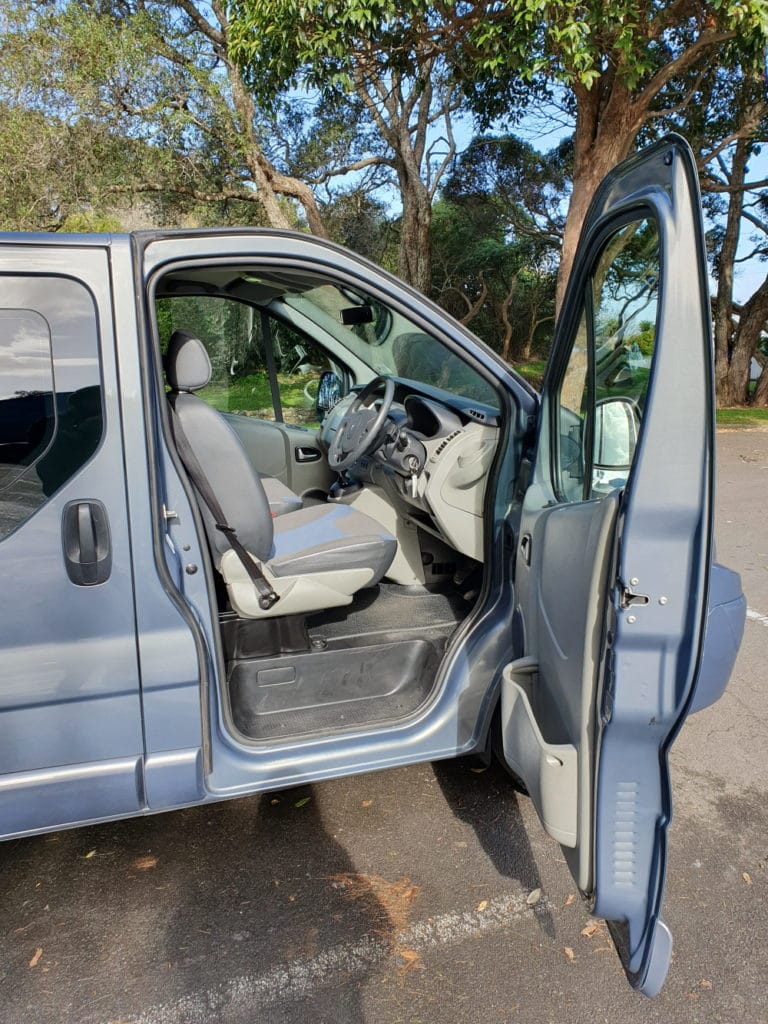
[{"left": 227, "top": 582, "right": 469, "bottom": 742}]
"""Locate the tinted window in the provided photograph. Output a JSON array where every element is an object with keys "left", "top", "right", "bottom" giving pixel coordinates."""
[{"left": 0, "top": 277, "right": 103, "bottom": 539}]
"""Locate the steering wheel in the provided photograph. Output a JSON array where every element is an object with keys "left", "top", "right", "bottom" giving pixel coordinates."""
[{"left": 328, "top": 375, "right": 396, "bottom": 471}]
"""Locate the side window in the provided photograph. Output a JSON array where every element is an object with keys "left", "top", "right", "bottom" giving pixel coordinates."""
[
  {"left": 554, "top": 217, "right": 660, "bottom": 502},
  {"left": 156, "top": 295, "right": 332, "bottom": 427},
  {"left": 0, "top": 277, "right": 103, "bottom": 540}
]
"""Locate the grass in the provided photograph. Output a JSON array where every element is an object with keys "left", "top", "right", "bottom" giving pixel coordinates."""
[
  {"left": 511, "top": 360, "right": 547, "bottom": 388},
  {"left": 716, "top": 407, "right": 768, "bottom": 427},
  {"left": 198, "top": 371, "right": 319, "bottom": 415}
]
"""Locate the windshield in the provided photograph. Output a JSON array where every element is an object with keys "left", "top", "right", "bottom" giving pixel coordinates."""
[{"left": 281, "top": 282, "right": 499, "bottom": 410}]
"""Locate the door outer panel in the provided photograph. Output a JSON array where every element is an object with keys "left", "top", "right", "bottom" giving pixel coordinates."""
[{"left": 0, "top": 243, "right": 145, "bottom": 838}]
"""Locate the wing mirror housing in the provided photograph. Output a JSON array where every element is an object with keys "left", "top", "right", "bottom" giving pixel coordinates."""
[
  {"left": 315, "top": 370, "right": 342, "bottom": 421},
  {"left": 591, "top": 397, "right": 640, "bottom": 494}
]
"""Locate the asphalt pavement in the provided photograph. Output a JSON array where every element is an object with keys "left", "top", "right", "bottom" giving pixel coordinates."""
[{"left": 1, "top": 428, "right": 766, "bottom": 1024}]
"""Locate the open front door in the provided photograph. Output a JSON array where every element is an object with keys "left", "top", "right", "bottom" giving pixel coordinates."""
[{"left": 500, "top": 135, "right": 714, "bottom": 996}]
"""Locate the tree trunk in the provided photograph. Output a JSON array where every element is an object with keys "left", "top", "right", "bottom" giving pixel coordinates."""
[
  {"left": 744, "top": 275, "right": 768, "bottom": 405},
  {"left": 228, "top": 59, "right": 327, "bottom": 237},
  {"left": 398, "top": 172, "right": 432, "bottom": 295},
  {"left": 752, "top": 361, "right": 768, "bottom": 406},
  {"left": 713, "top": 138, "right": 749, "bottom": 406},
  {"left": 555, "top": 82, "right": 642, "bottom": 312}
]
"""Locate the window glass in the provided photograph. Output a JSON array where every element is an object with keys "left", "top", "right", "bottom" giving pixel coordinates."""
[
  {"left": 0, "top": 277, "right": 104, "bottom": 539},
  {"left": 552, "top": 217, "right": 660, "bottom": 503},
  {"left": 156, "top": 295, "right": 332, "bottom": 427},
  {"left": 556, "top": 310, "right": 590, "bottom": 502},
  {"left": 284, "top": 282, "right": 499, "bottom": 409},
  {"left": 590, "top": 218, "right": 659, "bottom": 497}
]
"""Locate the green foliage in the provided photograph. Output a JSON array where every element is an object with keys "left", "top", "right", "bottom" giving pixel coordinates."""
[
  {"left": 228, "top": 0, "right": 429, "bottom": 100},
  {"left": 459, "top": 1, "right": 768, "bottom": 93}
]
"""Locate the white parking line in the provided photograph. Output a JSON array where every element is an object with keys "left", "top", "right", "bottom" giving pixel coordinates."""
[
  {"left": 747, "top": 607, "right": 768, "bottom": 628},
  {"left": 117, "top": 890, "right": 548, "bottom": 1024}
]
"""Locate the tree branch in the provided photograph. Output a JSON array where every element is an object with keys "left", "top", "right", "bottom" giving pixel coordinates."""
[
  {"left": 175, "top": 0, "right": 225, "bottom": 47},
  {"left": 306, "top": 154, "right": 391, "bottom": 185},
  {"left": 634, "top": 29, "right": 736, "bottom": 113}
]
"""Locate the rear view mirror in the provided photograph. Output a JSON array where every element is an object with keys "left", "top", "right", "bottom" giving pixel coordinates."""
[
  {"left": 315, "top": 370, "right": 342, "bottom": 421},
  {"left": 340, "top": 305, "right": 374, "bottom": 326}
]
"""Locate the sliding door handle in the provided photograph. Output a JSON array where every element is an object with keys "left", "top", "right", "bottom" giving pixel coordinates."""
[{"left": 62, "top": 500, "right": 112, "bottom": 586}]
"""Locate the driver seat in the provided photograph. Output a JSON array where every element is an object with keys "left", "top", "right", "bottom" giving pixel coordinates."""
[{"left": 165, "top": 331, "right": 397, "bottom": 618}]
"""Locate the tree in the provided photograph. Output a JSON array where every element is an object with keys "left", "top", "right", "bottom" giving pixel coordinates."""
[
  {"left": 432, "top": 134, "right": 562, "bottom": 360},
  {"left": 378, "top": 1, "right": 768, "bottom": 307},
  {"left": 0, "top": 0, "right": 328, "bottom": 233},
  {"left": 674, "top": 65, "right": 768, "bottom": 405},
  {"left": 229, "top": 1, "right": 463, "bottom": 294}
]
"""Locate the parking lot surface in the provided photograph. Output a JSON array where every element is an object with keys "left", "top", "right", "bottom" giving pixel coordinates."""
[{"left": 1, "top": 429, "right": 766, "bottom": 1024}]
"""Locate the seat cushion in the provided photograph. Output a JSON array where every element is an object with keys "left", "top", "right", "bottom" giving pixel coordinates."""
[
  {"left": 267, "top": 503, "right": 397, "bottom": 586},
  {"left": 259, "top": 475, "right": 303, "bottom": 517}
]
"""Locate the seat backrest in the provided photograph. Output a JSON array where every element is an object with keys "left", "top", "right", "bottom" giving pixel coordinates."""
[{"left": 165, "top": 330, "right": 274, "bottom": 564}]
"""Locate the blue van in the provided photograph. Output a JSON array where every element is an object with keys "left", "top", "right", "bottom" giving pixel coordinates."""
[{"left": 0, "top": 136, "right": 746, "bottom": 995}]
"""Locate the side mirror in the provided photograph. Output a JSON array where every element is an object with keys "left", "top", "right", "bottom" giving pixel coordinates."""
[
  {"left": 315, "top": 370, "right": 342, "bottom": 421},
  {"left": 592, "top": 397, "right": 640, "bottom": 494}
]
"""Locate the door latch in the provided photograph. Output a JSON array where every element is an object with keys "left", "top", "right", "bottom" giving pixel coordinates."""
[{"left": 619, "top": 581, "right": 650, "bottom": 609}]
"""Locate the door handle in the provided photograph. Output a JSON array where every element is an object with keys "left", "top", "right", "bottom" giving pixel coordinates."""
[
  {"left": 295, "top": 445, "right": 321, "bottom": 463},
  {"left": 62, "top": 500, "right": 112, "bottom": 586}
]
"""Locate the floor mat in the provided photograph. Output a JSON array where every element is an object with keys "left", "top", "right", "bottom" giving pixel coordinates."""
[{"left": 306, "top": 583, "right": 467, "bottom": 643}]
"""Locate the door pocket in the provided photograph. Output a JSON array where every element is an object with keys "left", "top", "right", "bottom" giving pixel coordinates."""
[{"left": 501, "top": 659, "right": 578, "bottom": 847}]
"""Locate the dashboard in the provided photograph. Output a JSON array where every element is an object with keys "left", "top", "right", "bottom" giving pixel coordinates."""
[{"left": 320, "top": 381, "right": 499, "bottom": 562}]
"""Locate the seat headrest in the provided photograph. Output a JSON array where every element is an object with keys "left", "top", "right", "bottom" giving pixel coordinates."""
[{"left": 166, "top": 330, "right": 212, "bottom": 392}]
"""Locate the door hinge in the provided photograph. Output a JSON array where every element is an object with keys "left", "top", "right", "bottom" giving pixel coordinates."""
[{"left": 618, "top": 580, "right": 650, "bottom": 609}]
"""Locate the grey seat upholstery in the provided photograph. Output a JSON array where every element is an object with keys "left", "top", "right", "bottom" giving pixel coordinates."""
[
  {"left": 165, "top": 330, "right": 396, "bottom": 617},
  {"left": 163, "top": 329, "right": 302, "bottom": 517},
  {"left": 259, "top": 474, "right": 303, "bottom": 517}
]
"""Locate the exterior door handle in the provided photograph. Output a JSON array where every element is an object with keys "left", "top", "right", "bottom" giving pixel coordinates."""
[
  {"left": 295, "top": 446, "right": 321, "bottom": 463},
  {"left": 62, "top": 500, "right": 112, "bottom": 586}
]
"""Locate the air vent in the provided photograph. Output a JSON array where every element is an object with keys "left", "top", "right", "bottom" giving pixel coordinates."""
[
  {"left": 433, "top": 430, "right": 461, "bottom": 458},
  {"left": 467, "top": 408, "right": 486, "bottom": 421}
]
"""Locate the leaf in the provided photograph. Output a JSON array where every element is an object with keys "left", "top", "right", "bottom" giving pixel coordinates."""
[
  {"left": 581, "top": 923, "right": 599, "bottom": 938},
  {"left": 361, "top": 800, "right": 373, "bottom": 808},
  {"left": 294, "top": 797, "right": 311, "bottom": 808},
  {"left": 84, "top": 850, "right": 96, "bottom": 859},
  {"left": 743, "top": 871, "right": 753, "bottom": 885},
  {"left": 526, "top": 887, "right": 542, "bottom": 905},
  {"left": 564, "top": 946, "right": 575, "bottom": 961},
  {"left": 477, "top": 899, "right": 489, "bottom": 912},
  {"left": 132, "top": 855, "right": 158, "bottom": 871},
  {"left": 28, "top": 948, "right": 43, "bottom": 968},
  {"left": 564, "top": 894, "right": 575, "bottom": 906}
]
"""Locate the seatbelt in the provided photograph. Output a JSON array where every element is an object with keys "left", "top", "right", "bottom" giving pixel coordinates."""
[{"left": 168, "top": 396, "right": 280, "bottom": 611}]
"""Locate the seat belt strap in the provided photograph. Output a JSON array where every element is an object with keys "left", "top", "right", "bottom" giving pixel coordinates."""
[{"left": 168, "top": 397, "right": 279, "bottom": 611}]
